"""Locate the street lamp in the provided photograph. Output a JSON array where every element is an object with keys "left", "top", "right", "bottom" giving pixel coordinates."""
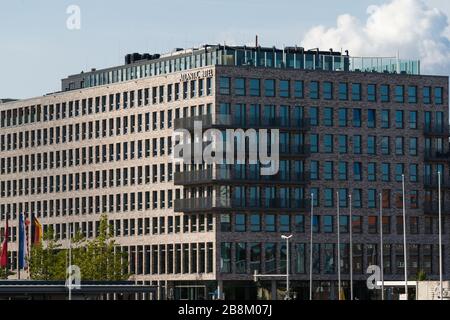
[{"left": 281, "top": 235, "right": 293, "bottom": 300}]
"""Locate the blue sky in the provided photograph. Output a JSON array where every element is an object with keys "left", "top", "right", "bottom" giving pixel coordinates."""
[{"left": 0, "top": 0, "right": 449, "bottom": 98}]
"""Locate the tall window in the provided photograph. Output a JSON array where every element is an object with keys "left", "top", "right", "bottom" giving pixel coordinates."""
[
  {"left": 324, "top": 134, "right": 333, "bottom": 153},
  {"left": 249, "top": 79, "right": 260, "bottom": 96},
  {"left": 310, "top": 81, "right": 319, "bottom": 99},
  {"left": 368, "top": 109, "right": 376, "bottom": 128},
  {"left": 353, "top": 135, "right": 362, "bottom": 154},
  {"left": 381, "top": 110, "right": 390, "bottom": 128},
  {"left": 235, "top": 78, "right": 246, "bottom": 96},
  {"left": 423, "top": 86, "right": 431, "bottom": 104},
  {"left": 353, "top": 108, "right": 362, "bottom": 127},
  {"left": 352, "top": 83, "right": 361, "bottom": 101},
  {"left": 310, "top": 134, "right": 319, "bottom": 153},
  {"left": 310, "top": 107, "right": 319, "bottom": 126},
  {"left": 368, "top": 163, "right": 376, "bottom": 181},
  {"left": 294, "top": 81, "right": 304, "bottom": 98},
  {"left": 408, "top": 86, "right": 417, "bottom": 103},
  {"left": 338, "top": 108, "right": 348, "bottom": 127},
  {"left": 339, "top": 82, "right": 348, "bottom": 100},
  {"left": 395, "top": 85, "right": 404, "bottom": 103},
  {"left": 409, "top": 111, "right": 418, "bottom": 129},
  {"left": 367, "top": 136, "right": 376, "bottom": 155},
  {"left": 368, "top": 84, "right": 376, "bottom": 102},
  {"left": 279, "top": 80, "right": 290, "bottom": 98},
  {"left": 395, "top": 111, "right": 404, "bottom": 129},
  {"left": 338, "top": 135, "right": 347, "bottom": 154},
  {"left": 219, "top": 77, "right": 230, "bottom": 95},
  {"left": 323, "top": 82, "right": 333, "bottom": 100},
  {"left": 324, "top": 161, "right": 334, "bottom": 180},
  {"left": 264, "top": 79, "right": 275, "bottom": 97},
  {"left": 324, "top": 107, "right": 333, "bottom": 126},
  {"left": 435, "top": 87, "right": 443, "bottom": 104},
  {"left": 381, "top": 85, "right": 390, "bottom": 102}
]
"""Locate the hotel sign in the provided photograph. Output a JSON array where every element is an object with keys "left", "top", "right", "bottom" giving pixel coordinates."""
[{"left": 180, "top": 69, "right": 214, "bottom": 82}]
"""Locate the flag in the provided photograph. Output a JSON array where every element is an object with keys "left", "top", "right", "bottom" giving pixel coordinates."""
[
  {"left": 18, "top": 213, "right": 28, "bottom": 270},
  {"left": 0, "top": 216, "right": 8, "bottom": 268},
  {"left": 30, "top": 214, "right": 43, "bottom": 245}
]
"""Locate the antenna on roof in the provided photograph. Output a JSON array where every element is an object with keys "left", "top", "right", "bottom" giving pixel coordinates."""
[{"left": 255, "top": 35, "right": 258, "bottom": 47}]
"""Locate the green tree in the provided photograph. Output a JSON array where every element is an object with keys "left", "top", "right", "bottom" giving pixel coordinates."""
[
  {"left": 28, "top": 226, "right": 66, "bottom": 280},
  {"left": 417, "top": 270, "right": 427, "bottom": 281},
  {"left": 28, "top": 215, "right": 129, "bottom": 281},
  {"left": 0, "top": 268, "right": 14, "bottom": 279}
]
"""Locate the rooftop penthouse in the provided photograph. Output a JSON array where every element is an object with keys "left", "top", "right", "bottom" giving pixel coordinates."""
[{"left": 61, "top": 44, "right": 421, "bottom": 91}]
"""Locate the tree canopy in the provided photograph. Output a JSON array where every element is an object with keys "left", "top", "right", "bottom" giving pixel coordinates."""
[{"left": 28, "top": 214, "right": 129, "bottom": 281}]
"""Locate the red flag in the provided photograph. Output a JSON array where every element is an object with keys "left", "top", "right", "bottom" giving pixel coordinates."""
[{"left": 0, "top": 217, "right": 9, "bottom": 268}]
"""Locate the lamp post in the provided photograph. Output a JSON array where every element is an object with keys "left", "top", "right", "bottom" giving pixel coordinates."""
[
  {"left": 309, "top": 193, "right": 314, "bottom": 300},
  {"left": 379, "top": 193, "right": 384, "bottom": 301},
  {"left": 402, "top": 174, "right": 408, "bottom": 300},
  {"left": 438, "top": 171, "right": 443, "bottom": 300},
  {"left": 349, "top": 194, "right": 353, "bottom": 301},
  {"left": 281, "top": 235, "right": 293, "bottom": 300}
]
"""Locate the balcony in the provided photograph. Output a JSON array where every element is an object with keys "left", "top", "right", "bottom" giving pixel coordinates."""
[
  {"left": 174, "top": 114, "right": 311, "bottom": 132},
  {"left": 174, "top": 197, "right": 309, "bottom": 213},
  {"left": 423, "top": 125, "right": 450, "bottom": 137},
  {"left": 423, "top": 201, "right": 450, "bottom": 215},
  {"left": 174, "top": 167, "right": 310, "bottom": 186},
  {"left": 424, "top": 150, "right": 450, "bottom": 163},
  {"left": 279, "top": 144, "right": 311, "bottom": 158}
]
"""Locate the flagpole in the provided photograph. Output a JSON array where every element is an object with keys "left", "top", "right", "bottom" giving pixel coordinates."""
[
  {"left": 309, "top": 193, "right": 314, "bottom": 301},
  {"left": 379, "top": 193, "right": 384, "bottom": 300},
  {"left": 349, "top": 194, "right": 353, "bottom": 301},
  {"left": 17, "top": 214, "right": 21, "bottom": 280},
  {"left": 69, "top": 223, "right": 72, "bottom": 301},
  {"left": 402, "top": 174, "right": 408, "bottom": 300},
  {"left": 438, "top": 171, "right": 443, "bottom": 301},
  {"left": 337, "top": 191, "right": 341, "bottom": 300}
]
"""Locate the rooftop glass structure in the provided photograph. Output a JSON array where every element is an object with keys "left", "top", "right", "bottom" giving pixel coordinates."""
[{"left": 62, "top": 45, "right": 421, "bottom": 91}]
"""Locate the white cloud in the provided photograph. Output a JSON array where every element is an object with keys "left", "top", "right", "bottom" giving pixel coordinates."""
[{"left": 301, "top": 0, "right": 450, "bottom": 75}]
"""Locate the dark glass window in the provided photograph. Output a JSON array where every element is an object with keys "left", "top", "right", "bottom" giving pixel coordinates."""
[
  {"left": 423, "top": 86, "right": 431, "bottom": 104},
  {"left": 381, "top": 85, "right": 390, "bottom": 102},
  {"left": 368, "top": 109, "right": 376, "bottom": 128},
  {"left": 294, "top": 81, "right": 304, "bottom": 98},
  {"left": 323, "top": 82, "right": 333, "bottom": 100},
  {"left": 249, "top": 79, "right": 260, "bottom": 96},
  {"left": 219, "top": 77, "right": 230, "bottom": 95},
  {"left": 309, "top": 107, "right": 319, "bottom": 126},
  {"left": 339, "top": 82, "right": 348, "bottom": 100},
  {"left": 353, "top": 109, "right": 361, "bottom": 127},
  {"left": 264, "top": 79, "right": 275, "bottom": 97},
  {"left": 235, "top": 78, "right": 246, "bottom": 96},
  {"left": 338, "top": 108, "right": 348, "bottom": 127},
  {"left": 408, "top": 86, "right": 417, "bottom": 103},
  {"left": 368, "top": 84, "right": 376, "bottom": 102},
  {"left": 279, "top": 80, "right": 290, "bottom": 98},
  {"left": 310, "top": 81, "right": 319, "bottom": 99},
  {"left": 395, "top": 85, "right": 404, "bottom": 103},
  {"left": 381, "top": 110, "right": 390, "bottom": 128},
  {"left": 435, "top": 87, "right": 443, "bottom": 104},
  {"left": 352, "top": 83, "right": 361, "bottom": 101},
  {"left": 324, "top": 107, "right": 333, "bottom": 126}
]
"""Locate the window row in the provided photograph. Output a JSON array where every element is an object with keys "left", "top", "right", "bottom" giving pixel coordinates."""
[
  {"left": 219, "top": 77, "right": 444, "bottom": 105},
  {"left": 0, "top": 79, "right": 214, "bottom": 129}
]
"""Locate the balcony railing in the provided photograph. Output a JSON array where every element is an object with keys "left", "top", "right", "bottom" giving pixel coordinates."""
[
  {"left": 423, "top": 201, "right": 450, "bottom": 215},
  {"left": 174, "top": 197, "right": 309, "bottom": 213},
  {"left": 174, "top": 167, "right": 310, "bottom": 186},
  {"left": 423, "top": 125, "right": 450, "bottom": 137},
  {"left": 424, "top": 150, "right": 450, "bottom": 162},
  {"left": 423, "top": 176, "right": 450, "bottom": 189},
  {"left": 174, "top": 114, "right": 311, "bottom": 131}
]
